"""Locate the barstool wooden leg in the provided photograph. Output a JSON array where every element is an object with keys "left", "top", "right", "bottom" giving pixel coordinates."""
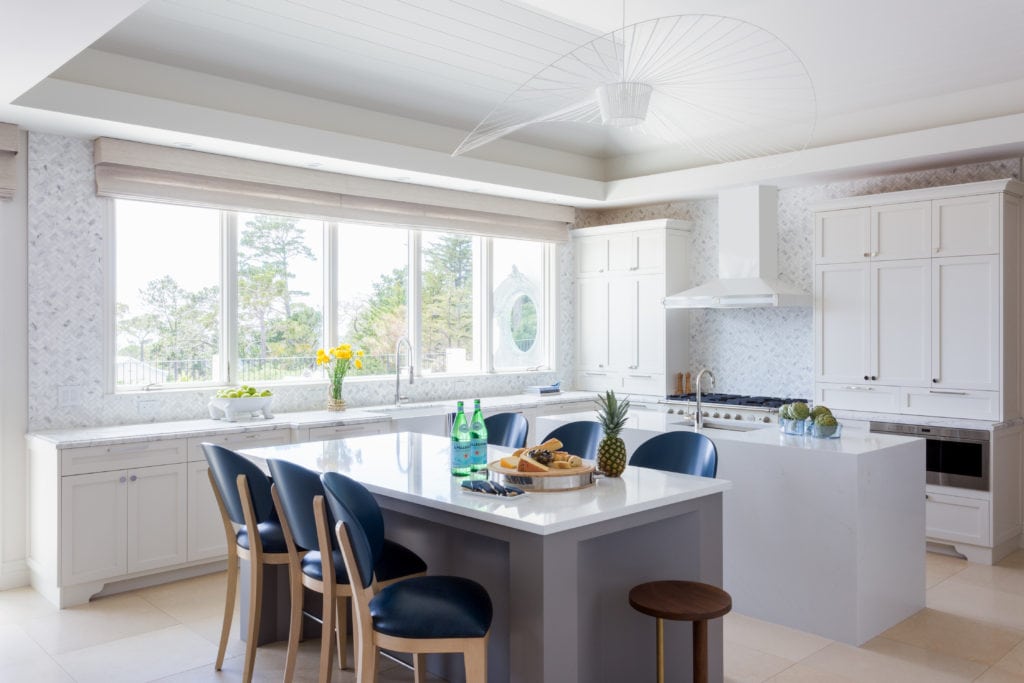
[
  {"left": 335, "top": 594, "right": 349, "bottom": 670},
  {"left": 243, "top": 559, "right": 262, "bottom": 683},
  {"left": 463, "top": 638, "right": 488, "bottom": 683},
  {"left": 216, "top": 545, "right": 238, "bottom": 671},
  {"left": 656, "top": 617, "right": 664, "bottom": 683},
  {"left": 319, "top": 591, "right": 336, "bottom": 683},
  {"left": 693, "top": 619, "right": 708, "bottom": 683},
  {"left": 283, "top": 560, "right": 302, "bottom": 683},
  {"left": 413, "top": 653, "right": 426, "bottom": 683}
]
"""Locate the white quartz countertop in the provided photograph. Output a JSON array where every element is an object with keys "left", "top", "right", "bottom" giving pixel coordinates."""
[
  {"left": 241, "top": 431, "right": 731, "bottom": 535},
  {"left": 541, "top": 410, "right": 921, "bottom": 455},
  {"left": 26, "top": 391, "right": 598, "bottom": 449}
]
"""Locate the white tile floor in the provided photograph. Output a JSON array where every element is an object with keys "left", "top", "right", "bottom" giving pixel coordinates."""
[{"left": 2, "top": 550, "right": 1023, "bottom": 681}]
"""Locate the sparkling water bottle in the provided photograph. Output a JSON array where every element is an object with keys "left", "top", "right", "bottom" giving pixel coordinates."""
[
  {"left": 450, "top": 401, "right": 472, "bottom": 476},
  {"left": 469, "top": 399, "right": 488, "bottom": 471}
]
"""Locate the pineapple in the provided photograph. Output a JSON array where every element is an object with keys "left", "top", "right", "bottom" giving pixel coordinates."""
[{"left": 596, "top": 390, "right": 630, "bottom": 477}]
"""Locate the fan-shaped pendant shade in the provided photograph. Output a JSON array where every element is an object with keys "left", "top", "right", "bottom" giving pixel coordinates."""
[{"left": 453, "top": 15, "right": 817, "bottom": 164}]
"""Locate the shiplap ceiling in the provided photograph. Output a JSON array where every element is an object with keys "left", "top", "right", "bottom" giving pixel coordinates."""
[{"left": 8, "top": 0, "right": 1024, "bottom": 205}]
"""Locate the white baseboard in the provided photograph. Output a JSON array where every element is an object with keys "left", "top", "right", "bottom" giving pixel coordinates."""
[{"left": 0, "top": 559, "right": 29, "bottom": 591}]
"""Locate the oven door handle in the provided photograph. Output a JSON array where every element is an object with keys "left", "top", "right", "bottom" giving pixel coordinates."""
[{"left": 929, "top": 390, "right": 968, "bottom": 396}]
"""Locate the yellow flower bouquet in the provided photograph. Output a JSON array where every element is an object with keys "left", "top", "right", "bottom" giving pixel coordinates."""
[{"left": 317, "top": 343, "right": 364, "bottom": 406}]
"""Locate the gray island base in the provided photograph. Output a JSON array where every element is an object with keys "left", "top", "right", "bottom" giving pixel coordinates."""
[{"left": 242, "top": 431, "right": 731, "bottom": 683}]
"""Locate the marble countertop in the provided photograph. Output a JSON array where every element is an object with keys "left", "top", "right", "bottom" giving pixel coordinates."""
[
  {"left": 540, "top": 409, "right": 921, "bottom": 455},
  {"left": 240, "top": 431, "right": 730, "bottom": 535},
  {"left": 26, "top": 391, "right": 598, "bottom": 449}
]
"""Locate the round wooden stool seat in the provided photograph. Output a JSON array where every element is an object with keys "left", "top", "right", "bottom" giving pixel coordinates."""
[{"left": 629, "top": 581, "right": 732, "bottom": 683}]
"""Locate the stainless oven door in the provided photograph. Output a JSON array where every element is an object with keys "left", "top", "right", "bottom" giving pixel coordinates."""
[{"left": 870, "top": 422, "right": 990, "bottom": 492}]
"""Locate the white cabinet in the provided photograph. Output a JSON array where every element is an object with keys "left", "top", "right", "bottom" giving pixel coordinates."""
[
  {"left": 932, "top": 255, "right": 1000, "bottom": 391},
  {"left": 813, "top": 179, "right": 1022, "bottom": 421},
  {"left": 574, "top": 220, "right": 691, "bottom": 396},
  {"left": 926, "top": 491, "right": 991, "bottom": 547},
  {"left": 59, "top": 463, "right": 187, "bottom": 585}
]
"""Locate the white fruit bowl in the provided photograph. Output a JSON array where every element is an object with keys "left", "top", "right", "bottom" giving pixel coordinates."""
[{"left": 208, "top": 396, "right": 274, "bottom": 421}]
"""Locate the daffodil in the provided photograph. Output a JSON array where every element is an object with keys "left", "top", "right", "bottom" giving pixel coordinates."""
[{"left": 315, "top": 342, "right": 364, "bottom": 400}]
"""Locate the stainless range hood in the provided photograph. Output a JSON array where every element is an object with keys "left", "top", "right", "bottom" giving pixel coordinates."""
[{"left": 664, "top": 185, "right": 811, "bottom": 309}]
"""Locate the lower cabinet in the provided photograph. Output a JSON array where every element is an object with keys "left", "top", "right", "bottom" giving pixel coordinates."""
[
  {"left": 925, "top": 490, "right": 991, "bottom": 546},
  {"left": 60, "top": 463, "right": 187, "bottom": 586}
]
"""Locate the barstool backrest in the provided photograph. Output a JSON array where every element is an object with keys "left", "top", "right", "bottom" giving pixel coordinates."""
[
  {"left": 484, "top": 412, "right": 529, "bottom": 448},
  {"left": 629, "top": 431, "right": 718, "bottom": 477},
  {"left": 321, "top": 472, "right": 379, "bottom": 590},
  {"left": 202, "top": 443, "right": 276, "bottom": 525},
  {"left": 267, "top": 458, "right": 333, "bottom": 552},
  {"left": 542, "top": 421, "right": 603, "bottom": 460}
]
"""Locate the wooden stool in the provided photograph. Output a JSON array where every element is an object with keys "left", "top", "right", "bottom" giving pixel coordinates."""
[{"left": 629, "top": 580, "right": 732, "bottom": 683}]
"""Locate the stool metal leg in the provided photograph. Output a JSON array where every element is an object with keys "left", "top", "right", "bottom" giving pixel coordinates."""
[
  {"left": 656, "top": 617, "right": 664, "bottom": 683},
  {"left": 693, "top": 619, "right": 708, "bottom": 683}
]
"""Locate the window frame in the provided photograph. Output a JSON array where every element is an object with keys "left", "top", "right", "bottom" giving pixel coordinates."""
[{"left": 109, "top": 200, "right": 555, "bottom": 393}]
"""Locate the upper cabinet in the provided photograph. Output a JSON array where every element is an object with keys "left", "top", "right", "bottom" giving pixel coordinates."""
[
  {"left": 573, "top": 220, "right": 692, "bottom": 397},
  {"left": 813, "top": 179, "right": 1023, "bottom": 421}
]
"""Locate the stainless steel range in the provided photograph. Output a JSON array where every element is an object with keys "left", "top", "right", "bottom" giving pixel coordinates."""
[{"left": 659, "top": 393, "right": 811, "bottom": 425}]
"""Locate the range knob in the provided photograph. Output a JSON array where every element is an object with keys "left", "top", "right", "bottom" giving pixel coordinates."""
[
  {"left": 712, "top": 412, "right": 721, "bottom": 419},
  {"left": 702, "top": 411, "right": 709, "bottom": 417},
  {"left": 722, "top": 413, "right": 731, "bottom": 419},
  {"left": 762, "top": 416, "right": 771, "bottom": 423},
  {"left": 735, "top": 414, "right": 743, "bottom": 420},
  {"left": 666, "top": 408, "right": 675, "bottom": 414}
]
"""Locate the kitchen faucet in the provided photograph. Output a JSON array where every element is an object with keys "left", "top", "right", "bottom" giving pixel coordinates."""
[
  {"left": 694, "top": 368, "right": 715, "bottom": 430},
  {"left": 394, "top": 336, "right": 414, "bottom": 406}
]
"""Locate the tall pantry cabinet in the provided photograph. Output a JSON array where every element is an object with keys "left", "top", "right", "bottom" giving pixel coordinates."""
[{"left": 573, "top": 219, "right": 692, "bottom": 397}]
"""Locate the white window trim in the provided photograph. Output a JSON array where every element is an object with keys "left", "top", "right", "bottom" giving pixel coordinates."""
[{"left": 110, "top": 203, "right": 555, "bottom": 393}]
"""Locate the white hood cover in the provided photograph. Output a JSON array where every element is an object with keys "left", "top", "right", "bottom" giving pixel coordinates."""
[{"left": 664, "top": 185, "right": 811, "bottom": 309}]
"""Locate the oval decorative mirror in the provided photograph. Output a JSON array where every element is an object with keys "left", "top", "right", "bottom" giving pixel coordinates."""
[{"left": 510, "top": 294, "right": 538, "bottom": 352}]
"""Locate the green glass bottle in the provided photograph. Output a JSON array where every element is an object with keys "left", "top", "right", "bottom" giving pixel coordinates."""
[
  {"left": 450, "top": 401, "right": 472, "bottom": 476},
  {"left": 469, "top": 399, "right": 488, "bottom": 471}
]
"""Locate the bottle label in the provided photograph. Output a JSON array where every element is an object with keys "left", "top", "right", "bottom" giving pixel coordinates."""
[
  {"left": 451, "top": 442, "right": 472, "bottom": 466},
  {"left": 470, "top": 438, "right": 487, "bottom": 466}
]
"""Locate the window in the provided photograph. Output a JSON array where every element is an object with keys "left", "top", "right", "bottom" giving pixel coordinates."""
[{"left": 113, "top": 199, "right": 552, "bottom": 390}]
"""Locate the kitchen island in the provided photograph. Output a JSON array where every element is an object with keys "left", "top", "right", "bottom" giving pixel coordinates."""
[
  {"left": 537, "top": 410, "right": 925, "bottom": 646},
  {"left": 242, "top": 431, "right": 731, "bottom": 683}
]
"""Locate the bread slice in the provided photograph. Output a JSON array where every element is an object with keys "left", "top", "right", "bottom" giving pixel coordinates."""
[
  {"left": 517, "top": 454, "right": 550, "bottom": 473},
  {"left": 499, "top": 455, "right": 520, "bottom": 469}
]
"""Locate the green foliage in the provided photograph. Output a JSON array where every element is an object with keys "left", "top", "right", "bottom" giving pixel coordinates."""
[
  {"left": 421, "top": 235, "right": 474, "bottom": 372},
  {"left": 345, "top": 267, "right": 408, "bottom": 374}
]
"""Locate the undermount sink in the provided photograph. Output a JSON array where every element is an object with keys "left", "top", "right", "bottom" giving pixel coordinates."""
[{"left": 670, "top": 418, "right": 764, "bottom": 433}]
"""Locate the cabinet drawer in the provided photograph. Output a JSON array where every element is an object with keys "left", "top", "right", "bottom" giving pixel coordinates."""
[
  {"left": 814, "top": 383, "right": 900, "bottom": 412},
  {"left": 61, "top": 439, "right": 188, "bottom": 476},
  {"left": 187, "top": 430, "right": 291, "bottom": 461},
  {"left": 307, "top": 422, "right": 387, "bottom": 441},
  {"left": 926, "top": 490, "right": 991, "bottom": 545},
  {"left": 577, "top": 371, "right": 618, "bottom": 392},
  {"left": 621, "top": 373, "right": 665, "bottom": 396},
  {"left": 902, "top": 388, "right": 1000, "bottom": 421}
]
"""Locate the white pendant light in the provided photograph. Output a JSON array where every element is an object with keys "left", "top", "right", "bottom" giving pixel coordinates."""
[{"left": 454, "top": 14, "right": 817, "bottom": 164}]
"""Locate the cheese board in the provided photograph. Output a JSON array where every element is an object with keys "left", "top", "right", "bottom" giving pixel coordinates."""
[{"left": 487, "top": 459, "right": 596, "bottom": 492}]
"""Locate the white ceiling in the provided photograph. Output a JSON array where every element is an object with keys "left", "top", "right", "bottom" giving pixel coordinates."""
[{"left": 5, "top": 0, "right": 1024, "bottom": 207}]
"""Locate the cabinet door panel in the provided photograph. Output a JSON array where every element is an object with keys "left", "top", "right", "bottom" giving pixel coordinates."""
[
  {"left": 127, "top": 463, "right": 188, "bottom": 574},
  {"left": 871, "top": 201, "right": 931, "bottom": 260},
  {"left": 187, "top": 462, "right": 226, "bottom": 562},
  {"left": 814, "top": 208, "right": 870, "bottom": 264},
  {"left": 926, "top": 492, "right": 991, "bottom": 545},
  {"left": 577, "top": 279, "right": 609, "bottom": 370},
  {"left": 635, "top": 230, "right": 664, "bottom": 272},
  {"left": 576, "top": 237, "right": 608, "bottom": 274},
  {"left": 933, "top": 195, "right": 1000, "bottom": 257},
  {"left": 815, "top": 264, "right": 871, "bottom": 383},
  {"left": 872, "top": 260, "right": 930, "bottom": 385},
  {"left": 635, "top": 275, "right": 666, "bottom": 373},
  {"left": 607, "top": 233, "right": 636, "bottom": 272},
  {"left": 60, "top": 471, "right": 127, "bottom": 585},
  {"left": 932, "top": 256, "right": 1000, "bottom": 390},
  {"left": 608, "top": 281, "right": 636, "bottom": 371}
]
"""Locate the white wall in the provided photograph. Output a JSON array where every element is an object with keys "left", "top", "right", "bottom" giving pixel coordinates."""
[
  {"left": 577, "top": 158, "right": 1023, "bottom": 399},
  {"left": 25, "top": 132, "right": 572, "bottom": 431},
  {"left": 0, "top": 131, "right": 28, "bottom": 589}
]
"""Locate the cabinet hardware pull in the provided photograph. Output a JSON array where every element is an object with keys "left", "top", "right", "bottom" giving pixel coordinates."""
[
  {"left": 929, "top": 390, "right": 968, "bottom": 396},
  {"left": 107, "top": 443, "right": 150, "bottom": 454},
  {"left": 629, "top": 266, "right": 638, "bottom": 271},
  {"left": 129, "top": 474, "right": 137, "bottom": 482},
  {"left": 863, "top": 375, "right": 869, "bottom": 380},
  {"left": 932, "top": 378, "right": 938, "bottom": 383},
  {"left": 870, "top": 375, "right": 877, "bottom": 380},
  {"left": 119, "top": 476, "right": 127, "bottom": 483},
  {"left": 863, "top": 252, "right": 870, "bottom": 257},
  {"left": 597, "top": 364, "right": 604, "bottom": 368},
  {"left": 629, "top": 374, "right": 653, "bottom": 379}
]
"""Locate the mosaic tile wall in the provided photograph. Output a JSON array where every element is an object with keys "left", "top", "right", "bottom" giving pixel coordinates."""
[
  {"left": 27, "top": 133, "right": 570, "bottom": 430},
  {"left": 576, "top": 158, "right": 1023, "bottom": 399}
]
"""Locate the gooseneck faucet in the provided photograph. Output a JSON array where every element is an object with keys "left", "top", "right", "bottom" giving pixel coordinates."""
[
  {"left": 394, "top": 336, "right": 414, "bottom": 406},
  {"left": 694, "top": 368, "right": 716, "bottom": 430}
]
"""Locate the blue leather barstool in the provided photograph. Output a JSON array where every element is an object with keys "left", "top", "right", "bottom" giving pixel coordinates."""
[
  {"left": 322, "top": 471, "right": 493, "bottom": 683},
  {"left": 202, "top": 443, "right": 290, "bottom": 683},
  {"left": 543, "top": 420, "right": 603, "bottom": 460},
  {"left": 268, "top": 459, "right": 426, "bottom": 683},
  {"left": 484, "top": 412, "right": 529, "bottom": 449},
  {"left": 629, "top": 431, "right": 718, "bottom": 477}
]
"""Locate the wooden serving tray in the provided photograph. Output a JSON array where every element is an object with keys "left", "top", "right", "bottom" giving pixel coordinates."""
[{"left": 487, "top": 460, "right": 596, "bottom": 492}]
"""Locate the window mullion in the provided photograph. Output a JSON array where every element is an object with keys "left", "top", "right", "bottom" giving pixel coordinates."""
[
  {"left": 408, "top": 230, "right": 421, "bottom": 376},
  {"left": 222, "top": 212, "right": 238, "bottom": 385},
  {"left": 481, "top": 238, "right": 492, "bottom": 373},
  {"left": 324, "top": 222, "right": 338, "bottom": 349}
]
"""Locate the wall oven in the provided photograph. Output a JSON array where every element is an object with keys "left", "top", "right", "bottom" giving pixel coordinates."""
[{"left": 870, "top": 421, "right": 990, "bottom": 492}]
